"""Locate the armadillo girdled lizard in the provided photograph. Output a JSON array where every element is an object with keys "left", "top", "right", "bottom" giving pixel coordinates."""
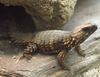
[{"left": 11, "top": 23, "right": 97, "bottom": 70}]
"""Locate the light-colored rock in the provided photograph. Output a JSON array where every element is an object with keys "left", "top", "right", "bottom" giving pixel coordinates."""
[{"left": 0, "top": 0, "right": 77, "bottom": 30}]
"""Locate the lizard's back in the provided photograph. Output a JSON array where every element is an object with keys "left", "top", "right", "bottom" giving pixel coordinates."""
[
  {"left": 33, "top": 30, "right": 70, "bottom": 44},
  {"left": 11, "top": 30, "right": 71, "bottom": 53},
  {"left": 33, "top": 30, "right": 71, "bottom": 52}
]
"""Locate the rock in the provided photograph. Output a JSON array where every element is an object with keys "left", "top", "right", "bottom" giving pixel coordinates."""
[{"left": 0, "top": 0, "right": 77, "bottom": 30}]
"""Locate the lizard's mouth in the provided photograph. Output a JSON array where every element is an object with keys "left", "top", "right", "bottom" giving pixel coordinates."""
[
  {"left": 92, "top": 24, "right": 97, "bottom": 31},
  {"left": 90, "top": 24, "right": 97, "bottom": 34}
]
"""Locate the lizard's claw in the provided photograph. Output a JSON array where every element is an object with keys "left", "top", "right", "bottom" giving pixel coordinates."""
[
  {"left": 79, "top": 50, "right": 86, "bottom": 57},
  {"left": 15, "top": 55, "right": 32, "bottom": 63}
]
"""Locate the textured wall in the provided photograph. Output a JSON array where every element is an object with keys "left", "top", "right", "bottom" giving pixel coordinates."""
[{"left": 0, "top": 0, "right": 77, "bottom": 30}]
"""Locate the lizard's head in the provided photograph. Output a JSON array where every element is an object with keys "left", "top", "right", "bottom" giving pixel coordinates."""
[{"left": 72, "top": 23, "right": 97, "bottom": 42}]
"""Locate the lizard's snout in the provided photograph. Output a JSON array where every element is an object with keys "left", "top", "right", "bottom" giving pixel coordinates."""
[
  {"left": 91, "top": 24, "right": 97, "bottom": 31},
  {"left": 81, "top": 23, "right": 97, "bottom": 34}
]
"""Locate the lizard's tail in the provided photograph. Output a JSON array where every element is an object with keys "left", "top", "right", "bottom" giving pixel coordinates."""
[{"left": 9, "top": 38, "right": 29, "bottom": 46}]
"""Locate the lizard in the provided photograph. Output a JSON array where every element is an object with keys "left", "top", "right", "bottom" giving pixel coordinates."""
[{"left": 10, "top": 22, "right": 97, "bottom": 70}]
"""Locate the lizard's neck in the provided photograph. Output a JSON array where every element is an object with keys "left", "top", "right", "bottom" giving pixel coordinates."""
[
  {"left": 62, "top": 31, "right": 89, "bottom": 49},
  {"left": 63, "top": 35, "right": 79, "bottom": 49},
  {"left": 71, "top": 31, "right": 88, "bottom": 44}
]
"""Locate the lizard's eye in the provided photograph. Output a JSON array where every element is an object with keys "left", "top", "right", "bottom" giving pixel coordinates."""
[{"left": 82, "top": 27, "right": 91, "bottom": 32}]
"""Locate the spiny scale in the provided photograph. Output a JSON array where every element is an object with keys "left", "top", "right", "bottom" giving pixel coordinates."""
[{"left": 32, "top": 30, "right": 71, "bottom": 52}]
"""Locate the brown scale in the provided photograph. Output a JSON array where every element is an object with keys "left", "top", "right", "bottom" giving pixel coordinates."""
[
  {"left": 41, "top": 39, "right": 55, "bottom": 53},
  {"left": 49, "top": 39, "right": 55, "bottom": 50},
  {"left": 75, "top": 38, "right": 80, "bottom": 45},
  {"left": 40, "top": 40, "right": 45, "bottom": 50},
  {"left": 43, "top": 43, "right": 48, "bottom": 51},
  {"left": 69, "top": 37, "right": 77, "bottom": 48},
  {"left": 63, "top": 36, "right": 72, "bottom": 49},
  {"left": 11, "top": 38, "right": 29, "bottom": 46},
  {"left": 37, "top": 40, "right": 48, "bottom": 53}
]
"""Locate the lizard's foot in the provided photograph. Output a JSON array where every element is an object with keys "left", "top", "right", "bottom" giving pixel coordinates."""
[
  {"left": 15, "top": 55, "right": 32, "bottom": 63},
  {"left": 20, "top": 54, "right": 32, "bottom": 60},
  {"left": 19, "top": 43, "right": 37, "bottom": 60},
  {"left": 78, "top": 50, "right": 86, "bottom": 57},
  {"left": 24, "top": 55, "right": 32, "bottom": 60},
  {"left": 75, "top": 45, "right": 86, "bottom": 57},
  {"left": 80, "top": 53, "right": 85, "bottom": 57}
]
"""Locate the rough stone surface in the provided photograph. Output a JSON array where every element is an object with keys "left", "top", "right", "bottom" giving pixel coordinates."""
[{"left": 0, "top": 0, "right": 77, "bottom": 30}]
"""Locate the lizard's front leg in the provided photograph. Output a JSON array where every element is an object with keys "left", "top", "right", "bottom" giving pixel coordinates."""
[
  {"left": 57, "top": 50, "right": 70, "bottom": 70},
  {"left": 75, "top": 44, "right": 85, "bottom": 57},
  {"left": 20, "top": 42, "right": 37, "bottom": 60}
]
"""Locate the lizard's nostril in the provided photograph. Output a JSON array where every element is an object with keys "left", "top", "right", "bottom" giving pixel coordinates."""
[
  {"left": 91, "top": 24, "right": 97, "bottom": 31},
  {"left": 94, "top": 25, "right": 97, "bottom": 30}
]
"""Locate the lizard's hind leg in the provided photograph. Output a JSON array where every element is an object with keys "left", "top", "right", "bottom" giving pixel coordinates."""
[{"left": 20, "top": 42, "right": 37, "bottom": 60}]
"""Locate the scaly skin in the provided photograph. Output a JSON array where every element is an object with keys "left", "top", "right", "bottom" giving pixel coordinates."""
[{"left": 11, "top": 23, "right": 97, "bottom": 70}]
